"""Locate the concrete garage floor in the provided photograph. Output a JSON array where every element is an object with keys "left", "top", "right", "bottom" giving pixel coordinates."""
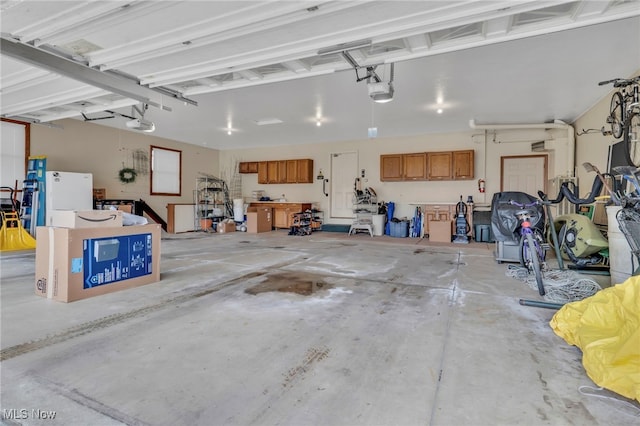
[{"left": 1, "top": 230, "right": 637, "bottom": 426}]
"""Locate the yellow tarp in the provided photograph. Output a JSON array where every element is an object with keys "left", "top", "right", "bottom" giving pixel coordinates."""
[{"left": 550, "top": 276, "right": 640, "bottom": 402}]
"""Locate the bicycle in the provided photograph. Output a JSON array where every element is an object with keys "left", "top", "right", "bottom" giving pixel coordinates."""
[
  {"left": 600, "top": 76, "right": 640, "bottom": 167},
  {"left": 599, "top": 76, "right": 639, "bottom": 139},
  {"left": 505, "top": 199, "right": 547, "bottom": 296}
]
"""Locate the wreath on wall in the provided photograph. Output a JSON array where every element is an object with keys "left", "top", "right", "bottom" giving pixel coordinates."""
[{"left": 118, "top": 167, "right": 137, "bottom": 184}]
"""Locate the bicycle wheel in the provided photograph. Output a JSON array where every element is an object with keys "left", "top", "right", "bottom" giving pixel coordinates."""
[
  {"left": 624, "top": 110, "right": 640, "bottom": 167},
  {"left": 525, "top": 232, "right": 545, "bottom": 296},
  {"left": 519, "top": 229, "right": 546, "bottom": 266},
  {"left": 610, "top": 92, "right": 624, "bottom": 139}
]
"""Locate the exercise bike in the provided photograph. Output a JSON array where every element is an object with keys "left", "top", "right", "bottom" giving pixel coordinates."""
[{"left": 539, "top": 174, "right": 614, "bottom": 271}]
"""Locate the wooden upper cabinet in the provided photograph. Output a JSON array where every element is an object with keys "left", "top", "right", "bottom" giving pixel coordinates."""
[
  {"left": 296, "top": 159, "right": 314, "bottom": 183},
  {"left": 256, "top": 159, "right": 314, "bottom": 184},
  {"left": 239, "top": 161, "right": 258, "bottom": 174},
  {"left": 453, "top": 150, "right": 474, "bottom": 180},
  {"left": 277, "top": 160, "right": 287, "bottom": 183},
  {"left": 403, "top": 153, "right": 427, "bottom": 180},
  {"left": 257, "top": 161, "right": 268, "bottom": 184},
  {"left": 427, "top": 152, "right": 452, "bottom": 180},
  {"left": 380, "top": 154, "right": 403, "bottom": 181},
  {"left": 380, "top": 150, "right": 474, "bottom": 182},
  {"left": 266, "top": 161, "right": 279, "bottom": 183},
  {"left": 285, "top": 160, "right": 298, "bottom": 183}
]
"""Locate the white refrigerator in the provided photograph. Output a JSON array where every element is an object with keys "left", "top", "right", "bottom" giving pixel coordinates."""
[{"left": 45, "top": 171, "right": 93, "bottom": 225}]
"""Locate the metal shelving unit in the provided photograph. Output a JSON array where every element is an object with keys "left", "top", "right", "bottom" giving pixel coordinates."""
[
  {"left": 194, "top": 173, "right": 233, "bottom": 231},
  {"left": 350, "top": 187, "right": 377, "bottom": 236}
]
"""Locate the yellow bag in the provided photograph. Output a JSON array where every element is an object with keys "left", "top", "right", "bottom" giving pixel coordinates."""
[{"left": 550, "top": 276, "right": 640, "bottom": 402}]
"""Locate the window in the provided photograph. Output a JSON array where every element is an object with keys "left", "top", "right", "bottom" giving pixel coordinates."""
[{"left": 150, "top": 145, "right": 181, "bottom": 196}]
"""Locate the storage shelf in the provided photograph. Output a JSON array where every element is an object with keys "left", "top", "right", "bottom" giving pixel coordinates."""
[{"left": 194, "top": 173, "right": 232, "bottom": 231}]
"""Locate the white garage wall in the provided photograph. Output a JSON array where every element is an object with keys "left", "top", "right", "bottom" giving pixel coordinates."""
[
  {"left": 29, "top": 119, "right": 219, "bottom": 221},
  {"left": 219, "top": 129, "right": 561, "bottom": 224}
]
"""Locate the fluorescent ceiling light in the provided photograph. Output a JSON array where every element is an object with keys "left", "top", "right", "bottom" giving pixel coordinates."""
[{"left": 254, "top": 118, "right": 283, "bottom": 126}]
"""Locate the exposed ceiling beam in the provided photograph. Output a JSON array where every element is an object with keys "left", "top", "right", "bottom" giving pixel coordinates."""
[{"left": 0, "top": 36, "right": 198, "bottom": 111}]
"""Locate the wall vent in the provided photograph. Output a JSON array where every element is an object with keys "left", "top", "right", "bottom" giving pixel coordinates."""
[{"left": 531, "top": 141, "right": 547, "bottom": 152}]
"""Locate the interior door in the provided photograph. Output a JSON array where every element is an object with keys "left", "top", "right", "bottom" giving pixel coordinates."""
[
  {"left": 501, "top": 155, "right": 547, "bottom": 195},
  {"left": 330, "top": 151, "right": 358, "bottom": 219}
]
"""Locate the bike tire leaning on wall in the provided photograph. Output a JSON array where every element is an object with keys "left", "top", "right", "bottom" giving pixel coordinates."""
[{"left": 623, "top": 111, "right": 640, "bottom": 168}]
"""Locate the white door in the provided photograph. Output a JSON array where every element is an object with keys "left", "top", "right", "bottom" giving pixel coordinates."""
[
  {"left": 330, "top": 151, "right": 358, "bottom": 218},
  {"left": 501, "top": 155, "right": 547, "bottom": 196}
]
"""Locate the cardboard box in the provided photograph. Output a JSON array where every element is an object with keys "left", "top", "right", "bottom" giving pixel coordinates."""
[
  {"left": 217, "top": 221, "right": 236, "bottom": 233},
  {"left": 117, "top": 204, "right": 133, "bottom": 214},
  {"left": 592, "top": 201, "right": 608, "bottom": 226},
  {"left": 93, "top": 188, "right": 106, "bottom": 200},
  {"left": 35, "top": 224, "right": 161, "bottom": 302},
  {"left": 429, "top": 220, "right": 452, "bottom": 243},
  {"left": 246, "top": 207, "right": 272, "bottom": 233},
  {"left": 49, "top": 209, "right": 123, "bottom": 228}
]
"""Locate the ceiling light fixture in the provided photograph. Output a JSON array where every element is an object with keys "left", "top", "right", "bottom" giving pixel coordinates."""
[{"left": 254, "top": 118, "right": 283, "bottom": 126}]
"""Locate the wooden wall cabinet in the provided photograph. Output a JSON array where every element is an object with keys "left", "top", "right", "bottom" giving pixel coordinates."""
[
  {"left": 255, "top": 159, "right": 314, "bottom": 184},
  {"left": 296, "top": 159, "right": 314, "bottom": 183},
  {"left": 277, "top": 160, "right": 287, "bottom": 183},
  {"left": 239, "top": 162, "right": 258, "bottom": 174},
  {"left": 266, "top": 161, "right": 279, "bottom": 183},
  {"left": 286, "top": 160, "right": 298, "bottom": 183},
  {"left": 427, "top": 152, "right": 453, "bottom": 180},
  {"left": 403, "top": 153, "right": 427, "bottom": 180},
  {"left": 382, "top": 151, "right": 472, "bottom": 181},
  {"left": 380, "top": 154, "right": 404, "bottom": 181},
  {"left": 452, "top": 150, "right": 474, "bottom": 180},
  {"left": 257, "top": 161, "right": 268, "bottom": 184}
]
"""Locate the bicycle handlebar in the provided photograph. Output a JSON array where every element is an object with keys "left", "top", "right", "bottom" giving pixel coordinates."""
[
  {"left": 498, "top": 200, "right": 541, "bottom": 208},
  {"left": 598, "top": 76, "right": 640, "bottom": 88}
]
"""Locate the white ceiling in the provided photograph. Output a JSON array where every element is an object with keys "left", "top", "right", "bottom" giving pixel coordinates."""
[{"left": 2, "top": 1, "right": 640, "bottom": 150}]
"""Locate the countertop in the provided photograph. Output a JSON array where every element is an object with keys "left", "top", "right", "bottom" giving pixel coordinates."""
[{"left": 248, "top": 200, "right": 316, "bottom": 204}]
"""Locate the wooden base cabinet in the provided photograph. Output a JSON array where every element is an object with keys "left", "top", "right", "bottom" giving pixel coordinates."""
[
  {"left": 422, "top": 203, "right": 473, "bottom": 238},
  {"left": 248, "top": 202, "right": 313, "bottom": 229},
  {"left": 166, "top": 203, "right": 195, "bottom": 233}
]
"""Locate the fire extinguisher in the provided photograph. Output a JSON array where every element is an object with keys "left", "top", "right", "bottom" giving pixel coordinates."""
[{"left": 478, "top": 178, "right": 485, "bottom": 193}]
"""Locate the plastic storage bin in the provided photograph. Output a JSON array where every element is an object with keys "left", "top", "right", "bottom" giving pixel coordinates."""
[
  {"left": 474, "top": 224, "right": 493, "bottom": 242},
  {"left": 390, "top": 221, "right": 409, "bottom": 238}
]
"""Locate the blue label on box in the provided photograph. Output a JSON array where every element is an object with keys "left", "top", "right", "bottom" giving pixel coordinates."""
[
  {"left": 82, "top": 233, "right": 153, "bottom": 289},
  {"left": 71, "top": 258, "right": 83, "bottom": 273}
]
